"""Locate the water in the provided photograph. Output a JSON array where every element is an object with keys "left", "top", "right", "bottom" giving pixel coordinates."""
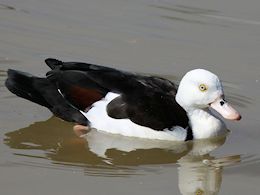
[{"left": 1, "top": 0, "right": 260, "bottom": 194}]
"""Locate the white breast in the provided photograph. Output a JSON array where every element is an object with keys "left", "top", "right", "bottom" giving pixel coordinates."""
[
  {"left": 81, "top": 92, "right": 187, "bottom": 141},
  {"left": 186, "top": 109, "right": 227, "bottom": 140}
]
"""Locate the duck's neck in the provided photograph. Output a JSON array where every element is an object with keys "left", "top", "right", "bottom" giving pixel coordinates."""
[{"left": 186, "top": 108, "right": 227, "bottom": 139}]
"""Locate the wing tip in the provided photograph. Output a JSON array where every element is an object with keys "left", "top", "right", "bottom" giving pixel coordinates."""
[{"left": 45, "top": 58, "right": 63, "bottom": 69}]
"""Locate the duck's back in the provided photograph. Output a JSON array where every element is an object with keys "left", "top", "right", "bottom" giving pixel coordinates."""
[{"left": 6, "top": 58, "right": 190, "bottom": 138}]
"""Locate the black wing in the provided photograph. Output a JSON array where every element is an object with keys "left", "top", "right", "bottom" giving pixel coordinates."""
[
  {"left": 5, "top": 69, "right": 89, "bottom": 125},
  {"left": 46, "top": 58, "right": 189, "bottom": 130}
]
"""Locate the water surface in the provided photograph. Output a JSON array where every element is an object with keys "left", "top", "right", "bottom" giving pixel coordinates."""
[{"left": 1, "top": 0, "right": 260, "bottom": 194}]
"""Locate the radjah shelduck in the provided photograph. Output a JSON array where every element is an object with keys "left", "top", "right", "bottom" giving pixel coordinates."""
[{"left": 5, "top": 59, "right": 241, "bottom": 141}]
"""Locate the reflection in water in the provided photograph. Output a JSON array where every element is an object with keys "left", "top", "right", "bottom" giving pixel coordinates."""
[
  {"left": 4, "top": 117, "right": 240, "bottom": 194},
  {"left": 178, "top": 151, "right": 240, "bottom": 195}
]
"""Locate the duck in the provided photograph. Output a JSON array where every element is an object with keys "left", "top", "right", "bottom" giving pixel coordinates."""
[{"left": 5, "top": 58, "right": 241, "bottom": 141}]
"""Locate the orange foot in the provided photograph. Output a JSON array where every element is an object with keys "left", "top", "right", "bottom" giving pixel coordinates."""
[{"left": 73, "top": 124, "right": 90, "bottom": 137}]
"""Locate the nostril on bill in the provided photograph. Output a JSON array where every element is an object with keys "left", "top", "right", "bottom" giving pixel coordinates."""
[{"left": 220, "top": 101, "right": 225, "bottom": 106}]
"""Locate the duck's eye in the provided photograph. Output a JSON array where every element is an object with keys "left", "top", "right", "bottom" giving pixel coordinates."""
[{"left": 199, "top": 84, "right": 208, "bottom": 92}]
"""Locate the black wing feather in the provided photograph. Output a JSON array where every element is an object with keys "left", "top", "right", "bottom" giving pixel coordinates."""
[
  {"left": 5, "top": 69, "right": 89, "bottom": 125},
  {"left": 45, "top": 59, "right": 189, "bottom": 130},
  {"left": 5, "top": 58, "right": 189, "bottom": 130}
]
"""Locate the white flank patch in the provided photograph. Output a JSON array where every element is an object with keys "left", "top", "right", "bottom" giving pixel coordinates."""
[{"left": 81, "top": 92, "right": 187, "bottom": 141}]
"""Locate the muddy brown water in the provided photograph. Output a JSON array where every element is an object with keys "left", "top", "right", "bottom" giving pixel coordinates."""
[{"left": 0, "top": 0, "right": 260, "bottom": 194}]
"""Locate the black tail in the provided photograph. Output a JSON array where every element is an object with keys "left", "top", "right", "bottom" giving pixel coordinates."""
[
  {"left": 5, "top": 69, "right": 89, "bottom": 125},
  {"left": 5, "top": 69, "right": 51, "bottom": 107}
]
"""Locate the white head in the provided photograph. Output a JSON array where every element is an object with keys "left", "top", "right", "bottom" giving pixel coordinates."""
[{"left": 176, "top": 69, "right": 241, "bottom": 121}]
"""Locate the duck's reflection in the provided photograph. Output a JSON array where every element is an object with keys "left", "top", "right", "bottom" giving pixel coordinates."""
[{"left": 4, "top": 117, "right": 240, "bottom": 194}]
